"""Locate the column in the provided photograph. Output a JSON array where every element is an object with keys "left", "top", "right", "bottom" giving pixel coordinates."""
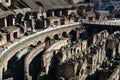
[
  {"left": 12, "top": 17, "right": 15, "bottom": 26},
  {"left": 112, "top": 48, "right": 116, "bottom": 57},
  {"left": 32, "top": 18, "right": 36, "bottom": 32},
  {"left": 21, "top": 16, "right": 24, "bottom": 25},
  {"left": 52, "top": 11, "right": 54, "bottom": 16},
  {"left": 118, "top": 43, "right": 120, "bottom": 54},
  {"left": 0, "top": 68, "right": 3, "bottom": 80},
  {"left": 24, "top": 21, "right": 27, "bottom": 32},
  {"left": 44, "top": 20, "right": 47, "bottom": 28},
  {"left": 29, "top": 15, "right": 32, "bottom": 20},
  {"left": 4, "top": 17, "right": 7, "bottom": 28},
  {"left": 60, "top": 10, "right": 62, "bottom": 16}
]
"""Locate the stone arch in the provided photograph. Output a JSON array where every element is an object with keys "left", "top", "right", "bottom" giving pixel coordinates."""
[
  {"left": 77, "top": 49, "right": 80, "bottom": 53},
  {"left": 37, "top": 41, "right": 42, "bottom": 45},
  {"left": 44, "top": 36, "right": 51, "bottom": 47},
  {"left": 77, "top": 5, "right": 85, "bottom": 16},
  {"left": 44, "top": 36, "right": 51, "bottom": 42},
  {"left": 6, "top": 53, "right": 26, "bottom": 79},
  {"left": 0, "top": 34, "right": 2, "bottom": 41},
  {"left": 16, "top": 13, "right": 24, "bottom": 24},
  {"left": 7, "top": 14, "right": 15, "bottom": 26},
  {"left": 28, "top": 53, "right": 42, "bottom": 80},
  {"left": 85, "top": 4, "right": 92, "bottom": 12},
  {"left": 62, "top": 31, "right": 68, "bottom": 38},
  {"left": 29, "top": 44, "right": 36, "bottom": 50},
  {"left": 69, "top": 29, "right": 76, "bottom": 41},
  {"left": 24, "top": 12, "right": 32, "bottom": 21},
  {"left": 53, "top": 34, "right": 59, "bottom": 40},
  {"left": 24, "top": 43, "right": 45, "bottom": 80},
  {"left": 47, "top": 10, "right": 53, "bottom": 17},
  {"left": 19, "top": 26, "right": 24, "bottom": 33}
]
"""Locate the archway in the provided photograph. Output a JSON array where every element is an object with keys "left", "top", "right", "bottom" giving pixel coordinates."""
[
  {"left": 54, "top": 34, "right": 60, "bottom": 41},
  {"left": 16, "top": 13, "right": 24, "bottom": 24},
  {"left": 44, "top": 37, "right": 51, "bottom": 47},
  {"left": 28, "top": 51, "right": 44, "bottom": 80},
  {"left": 29, "top": 44, "right": 36, "bottom": 50},
  {"left": 37, "top": 41, "right": 42, "bottom": 45},
  {"left": 69, "top": 29, "right": 76, "bottom": 41},
  {"left": 7, "top": 14, "right": 15, "bottom": 26},
  {"left": 0, "top": 34, "right": 2, "bottom": 41},
  {"left": 62, "top": 32, "right": 68, "bottom": 38},
  {"left": 5, "top": 53, "right": 25, "bottom": 80},
  {"left": 24, "top": 12, "right": 31, "bottom": 21},
  {"left": 47, "top": 10, "right": 52, "bottom": 17}
]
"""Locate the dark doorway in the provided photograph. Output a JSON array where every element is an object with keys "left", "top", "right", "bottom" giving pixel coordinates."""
[
  {"left": 89, "top": 17, "right": 93, "bottom": 21},
  {"left": 13, "top": 32, "right": 17, "bottom": 38},
  {"left": 54, "top": 21, "right": 58, "bottom": 26},
  {"left": 7, "top": 34, "right": 10, "bottom": 42},
  {"left": 61, "top": 19, "right": 65, "bottom": 25}
]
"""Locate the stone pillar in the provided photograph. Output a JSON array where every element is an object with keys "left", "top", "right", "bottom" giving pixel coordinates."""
[
  {"left": 12, "top": 17, "right": 15, "bottom": 26},
  {"left": 76, "top": 28, "right": 79, "bottom": 39},
  {"left": 60, "top": 10, "right": 62, "bottom": 16},
  {"left": 24, "top": 60, "right": 32, "bottom": 80},
  {"left": 4, "top": 62, "right": 8, "bottom": 72},
  {"left": 118, "top": 43, "right": 120, "bottom": 54},
  {"left": 24, "top": 21, "right": 27, "bottom": 32},
  {"left": 21, "top": 16, "right": 24, "bottom": 25},
  {"left": 0, "top": 67, "right": 3, "bottom": 80},
  {"left": 93, "top": 35, "right": 96, "bottom": 44},
  {"left": 21, "top": 16, "right": 24, "bottom": 22},
  {"left": 112, "top": 48, "right": 116, "bottom": 57},
  {"left": 4, "top": 17, "right": 7, "bottom": 28},
  {"left": 52, "top": 11, "right": 54, "bottom": 16},
  {"left": 29, "top": 15, "right": 32, "bottom": 20},
  {"left": 32, "top": 18, "right": 36, "bottom": 32},
  {"left": 74, "top": 62, "right": 79, "bottom": 74},
  {"left": 44, "top": 20, "right": 47, "bottom": 28}
]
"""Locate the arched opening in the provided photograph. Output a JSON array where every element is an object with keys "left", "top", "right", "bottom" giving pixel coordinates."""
[
  {"left": 54, "top": 10, "right": 60, "bottom": 17},
  {"left": 5, "top": 53, "right": 26, "bottom": 80},
  {"left": 85, "top": 5, "right": 92, "bottom": 12},
  {"left": 16, "top": 13, "right": 24, "bottom": 25},
  {"left": 15, "top": 24, "right": 24, "bottom": 33},
  {"left": 19, "top": 26, "right": 24, "bottom": 33},
  {"left": 44, "top": 37, "right": 51, "bottom": 47},
  {"left": 7, "top": 14, "right": 15, "bottom": 26},
  {"left": 62, "top": 32, "right": 68, "bottom": 38},
  {"left": 48, "top": 51, "right": 59, "bottom": 80},
  {"left": 77, "top": 49, "right": 80, "bottom": 53},
  {"left": 0, "top": 34, "right": 3, "bottom": 41},
  {"left": 62, "top": 9, "right": 68, "bottom": 16},
  {"left": 115, "top": 14, "right": 120, "bottom": 18},
  {"left": 54, "top": 34, "right": 60, "bottom": 40},
  {"left": 29, "top": 44, "right": 36, "bottom": 50},
  {"left": 60, "top": 18, "right": 65, "bottom": 25},
  {"left": 37, "top": 41, "right": 42, "bottom": 45},
  {"left": 29, "top": 51, "right": 44, "bottom": 80},
  {"left": 47, "top": 10, "right": 52, "bottom": 17},
  {"left": 13, "top": 32, "right": 17, "bottom": 38},
  {"left": 77, "top": 6, "right": 85, "bottom": 17},
  {"left": 24, "top": 12, "right": 32, "bottom": 29},
  {"left": 24, "top": 12, "right": 31, "bottom": 21},
  {"left": 69, "top": 29, "right": 76, "bottom": 41}
]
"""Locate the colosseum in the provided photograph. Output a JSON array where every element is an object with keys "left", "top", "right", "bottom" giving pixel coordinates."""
[{"left": 0, "top": 0, "right": 120, "bottom": 80}]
